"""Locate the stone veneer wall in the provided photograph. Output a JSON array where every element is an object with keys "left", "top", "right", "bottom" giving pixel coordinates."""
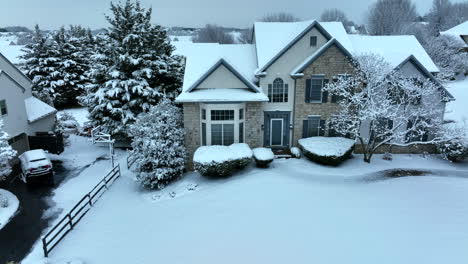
[
  {"left": 293, "top": 44, "right": 355, "bottom": 146},
  {"left": 245, "top": 102, "right": 263, "bottom": 148},
  {"left": 182, "top": 103, "right": 200, "bottom": 170}
]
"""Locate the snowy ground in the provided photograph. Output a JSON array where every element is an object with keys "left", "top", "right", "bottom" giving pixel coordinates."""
[
  {"left": 23, "top": 153, "right": 468, "bottom": 264},
  {"left": 446, "top": 77, "right": 468, "bottom": 130},
  {"left": 0, "top": 189, "right": 19, "bottom": 230},
  {"left": 21, "top": 134, "right": 126, "bottom": 264}
]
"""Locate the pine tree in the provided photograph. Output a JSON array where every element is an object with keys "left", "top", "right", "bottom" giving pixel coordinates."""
[
  {"left": 82, "top": 0, "right": 184, "bottom": 139},
  {"left": 0, "top": 120, "right": 17, "bottom": 181},
  {"left": 129, "top": 99, "right": 186, "bottom": 189},
  {"left": 20, "top": 25, "right": 60, "bottom": 106}
]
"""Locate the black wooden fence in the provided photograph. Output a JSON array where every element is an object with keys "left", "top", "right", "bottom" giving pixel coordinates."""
[
  {"left": 42, "top": 164, "right": 121, "bottom": 257},
  {"left": 29, "top": 133, "right": 64, "bottom": 154}
]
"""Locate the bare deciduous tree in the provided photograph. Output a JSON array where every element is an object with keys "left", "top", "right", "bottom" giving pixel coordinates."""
[
  {"left": 192, "top": 24, "right": 235, "bottom": 44},
  {"left": 324, "top": 54, "right": 457, "bottom": 163},
  {"left": 428, "top": 0, "right": 454, "bottom": 34},
  {"left": 320, "top": 8, "right": 349, "bottom": 23},
  {"left": 260, "top": 12, "right": 300, "bottom": 22},
  {"left": 367, "top": 0, "right": 418, "bottom": 35}
]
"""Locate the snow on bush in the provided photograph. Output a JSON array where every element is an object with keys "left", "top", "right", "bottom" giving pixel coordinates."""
[
  {"left": 194, "top": 144, "right": 253, "bottom": 177},
  {"left": 437, "top": 138, "right": 468, "bottom": 162},
  {"left": 56, "top": 112, "right": 79, "bottom": 136},
  {"left": 291, "top": 147, "right": 301, "bottom": 158},
  {"left": 299, "top": 137, "right": 355, "bottom": 166},
  {"left": 0, "top": 119, "right": 17, "bottom": 181},
  {"left": 129, "top": 99, "right": 187, "bottom": 189},
  {"left": 253, "top": 148, "right": 274, "bottom": 168}
]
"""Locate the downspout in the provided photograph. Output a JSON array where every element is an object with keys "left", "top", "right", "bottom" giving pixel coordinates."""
[{"left": 291, "top": 78, "right": 297, "bottom": 148}]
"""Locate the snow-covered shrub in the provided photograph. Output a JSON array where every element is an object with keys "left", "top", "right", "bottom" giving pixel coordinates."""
[
  {"left": 437, "top": 138, "right": 468, "bottom": 162},
  {"left": 299, "top": 137, "right": 355, "bottom": 166},
  {"left": 253, "top": 148, "right": 274, "bottom": 168},
  {"left": 291, "top": 147, "right": 301, "bottom": 158},
  {"left": 194, "top": 144, "right": 253, "bottom": 177},
  {"left": 129, "top": 99, "right": 187, "bottom": 189},
  {"left": 0, "top": 193, "right": 8, "bottom": 208},
  {"left": 229, "top": 143, "right": 253, "bottom": 169},
  {"left": 56, "top": 112, "right": 79, "bottom": 135},
  {"left": 0, "top": 120, "right": 17, "bottom": 181}
]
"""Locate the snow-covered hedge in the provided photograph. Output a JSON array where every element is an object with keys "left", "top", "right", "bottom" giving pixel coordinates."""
[
  {"left": 298, "top": 137, "right": 355, "bottom": 166},
  {"left": 194, "top": 144, "right": 252, "bottom": 177},
  {"left": 253, "top": 148, "right": 274, "bottom": 167},
  {"left": 437, "top": 138, "right": 468, "bottom": 162}
]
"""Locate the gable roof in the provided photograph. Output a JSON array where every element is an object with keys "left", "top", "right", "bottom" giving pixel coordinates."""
[
  {"left": 24, "top": 96, "right": 57, "bottom": 123},
  {"left": 0, "top": 69, "right": 26, "bottom": 92},
  {"left": 348, "top": 35, "right": 440, "bottom": 73},
  {"left": 0, "top": 51, "right": 31, "bottom": 85},
  {"left": 291, "top": 38, "right": 353, "bottom": 77},
  {"left": 186, "top": 58, "right": 260, "bottom": 93},
  {"left": 396, "top": 55, "right": 454, "bottom": 101},
  {"left": 441, "top": 21, "right": 468, "bottom": 47},
  {"left": 254, "top": 20, "right": 353, "bottom": 74}
]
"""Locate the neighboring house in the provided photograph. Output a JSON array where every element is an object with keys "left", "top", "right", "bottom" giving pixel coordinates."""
[
  {"left": 174, "top": 20, "right": 453, "bottom": 168},
  {"left": 0, "top": 52, "right": 57, "bottom": 156},
  {"left": 441, "top": 21, "right": 468, "bottom": 51}
]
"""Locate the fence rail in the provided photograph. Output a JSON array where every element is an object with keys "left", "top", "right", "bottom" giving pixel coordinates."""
[
  {"left": 42, "top": 164, "right": 121, "bottom": 258},
  {"left": 126, "top": 151, "right": 137, "bottom": 169}
]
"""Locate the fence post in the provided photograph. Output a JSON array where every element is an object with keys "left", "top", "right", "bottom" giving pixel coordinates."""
[
  {"left": 88, "top": 193, "right": 92, "bottom": 207},
  {"left": 42, "top": 238, "right": 48, "bottom": 258}
]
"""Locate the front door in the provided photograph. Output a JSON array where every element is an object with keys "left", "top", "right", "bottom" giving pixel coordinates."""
[{"left": 264, "top": 111, "right": 290, "bottom": 148}]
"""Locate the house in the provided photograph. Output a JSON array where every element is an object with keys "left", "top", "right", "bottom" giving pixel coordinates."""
[
  {"left": 174, "top": 20, "right": 453, "bottom": 168},
  {"left": 441, "top": 21, "right": 468, "bottom": 51},
  {"left": 0, "top": 52, "right": 57, "bottom": 156}
]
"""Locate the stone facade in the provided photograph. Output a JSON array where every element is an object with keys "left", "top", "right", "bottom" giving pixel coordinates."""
[
  {"left": 293, "top": 44, "right": 354, "bottom": 145},
  {"left": 182, "top": 103, "right": 200, "bottom": 169},
  {"left": 245, "top": 102, "right": 263, "bottom": 148},
  {"left": 354, "top": 144, "right": 438, "bottom": 154}
]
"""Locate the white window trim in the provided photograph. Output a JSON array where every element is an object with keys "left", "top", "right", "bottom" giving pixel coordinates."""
[
  {"left": 268, "top": 78, "right": 289, "bottom": 104},
  {"left": 270, "top": 118, "right": 284, "bottom": 146},
  {"left": 200, "top": 103, "right": 246, "bottom": 146}
]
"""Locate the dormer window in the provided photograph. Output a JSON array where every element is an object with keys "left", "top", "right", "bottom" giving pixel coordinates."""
[{"left": 310, "top": 36, "right": 317, "bottom": 47}]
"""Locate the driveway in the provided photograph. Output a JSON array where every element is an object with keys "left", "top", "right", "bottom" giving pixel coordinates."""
[{"left": 0, "top": 157, "right": 104, "bottom": 263}]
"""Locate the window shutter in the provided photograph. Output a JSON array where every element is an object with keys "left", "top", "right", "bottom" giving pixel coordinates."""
[
  {"left": 302, "top": 120, "right": 309, "bottom": 138},
  {"left": 268, "top": 84, "right": 273, "bottom": 102},
  {"left": 319, "top": 120, "right": 326, "bottom": 136},
  {"left": 305, "top": 79, "right": 311, "bottom": 103},
  {"left": 322, "top": 79, "right": 329, "bottom": 103}
]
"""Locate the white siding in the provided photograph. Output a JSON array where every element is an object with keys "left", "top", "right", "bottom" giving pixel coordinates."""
[{"left": 196, "top": 65, "right": 248, "bottom": 89}]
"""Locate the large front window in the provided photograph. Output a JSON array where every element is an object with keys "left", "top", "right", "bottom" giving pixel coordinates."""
[
  {"left": 200, "top": 104, "right": 245, "bottom": 146},
  {"left": 268, "top": 78, "right": 288, "bottom": 103}
]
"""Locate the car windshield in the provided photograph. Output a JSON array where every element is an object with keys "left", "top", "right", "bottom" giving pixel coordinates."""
[{"left": 30, "top": 158, "right": 47, "bottom": 162}]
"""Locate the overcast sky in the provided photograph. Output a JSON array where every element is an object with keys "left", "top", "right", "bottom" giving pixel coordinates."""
[{"left": 0, "top": 0, "right": 466, "bottom": 30}]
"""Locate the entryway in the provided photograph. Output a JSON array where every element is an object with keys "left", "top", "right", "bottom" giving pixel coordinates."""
[{"left": 264, "top": 111, "right": 291, "bottom": 148}]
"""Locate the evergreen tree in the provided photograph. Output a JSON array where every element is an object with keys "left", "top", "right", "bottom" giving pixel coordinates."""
[
  {"left": 82, "top": 0, "right": 184, "bottom": 139},
  {"left": 20, "top": 25, "right": 59, "bottom": 106},
  {"left": 129, "top": 99, "right": 186, "bottom": 189},
  {"left": 0, "top": 120, "right": 17, "bottom": 181}
]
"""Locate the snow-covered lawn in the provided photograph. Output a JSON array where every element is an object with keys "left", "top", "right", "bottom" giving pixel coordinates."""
[
  {"left": 446, "top": 78, "right": 468, "bottom": 130},
  {"left": 0, "top": 189, "right": 19, "bottom": 230},
  {"left": 24, "top": 154, "right": 468, "bottom": 264},
  {"left": 22, "top": 135, "right": 126, "bottom": 264}
]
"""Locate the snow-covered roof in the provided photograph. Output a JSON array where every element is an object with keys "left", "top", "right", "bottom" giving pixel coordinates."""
[
  {"left": 441, "top": 21, "right": 468, "bottom": 47},
  {"left": 254, "top": 20, "right": 353, "bottom": 72},
  {"left": 0, "top": 45, "right": 25, "bottom": 65},
  {"left": 176, "top": 88, "right": 268, "bottom": 103},
  {"left": 175, "top": 43, "right": 258, "bottom": 92},
  {"left": 174, "top": 42, "right": 267, "bottom": 102},
  {"left": 24, "top": 97, "right": 57, "bottom": 123},
  {"left": 349, "top": 35, "right": 440, "bottom": 73}
]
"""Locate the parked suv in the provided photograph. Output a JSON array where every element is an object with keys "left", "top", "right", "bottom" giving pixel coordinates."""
[{"left": 19, "top": 149, "right": 54, "bottom": 185}]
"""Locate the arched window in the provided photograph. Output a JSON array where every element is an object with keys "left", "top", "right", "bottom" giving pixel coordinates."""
[{"left": 268, "top": 78, "right": 288, "bottom": 103}]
